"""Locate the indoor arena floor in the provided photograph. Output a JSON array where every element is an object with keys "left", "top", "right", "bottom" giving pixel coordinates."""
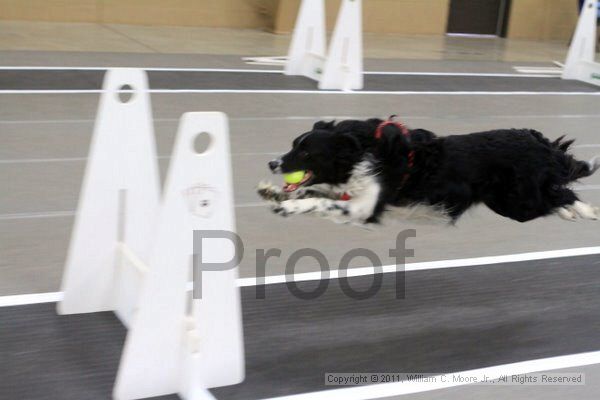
[{"left": 2, "top": 29, "right": 600, "bottom": 400}]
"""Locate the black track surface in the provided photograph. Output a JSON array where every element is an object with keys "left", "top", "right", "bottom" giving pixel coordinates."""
[
  {"left": 2, "top": 255, "right": 600, "bottom": 400},
  {"left": 1, "top": 70, "right": 598, "bottom": 92}
]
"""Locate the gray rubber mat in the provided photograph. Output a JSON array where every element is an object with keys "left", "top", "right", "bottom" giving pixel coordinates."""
[
  {"left": 0, "top": 69, "right": 597, "bottom": 92},
  {"left": 2, "top": 255, "right": 600, "bottom": 400}
]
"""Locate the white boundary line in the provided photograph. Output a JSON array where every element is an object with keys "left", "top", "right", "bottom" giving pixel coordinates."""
[
  {"left": 2, "top": 246, "right": 600, "bottom": 307},
  {"left": 364, "top": 72, "right": 557, "bottom": 78},
  {"left": 0, "top": 66, "right": 558, "bottom": 78},
  {"left": 0, "top": 117, "right": 179, "bottom": 124},
  {"left": 0, "top": 115, "right": 344, "bottom": 125},
  {"left": 0, "top": 202, "right": 265, "bottom": 220},
  {"left": 2, "top": 149, "right": 598, "bottom": 165},
  {"left": 514, "top": 68, "right": 562, "bottom": 75},
  {"left": 236, "top": 246, "right": 600, "bottom": 287},
  {"left": 0, "top": 151, "right": 281, "bottom": 164},
  {"left": 446, "top": 33, "right": 497, "bottom": 38},
  {"left": 3, "top": 114, "right": 600, "bottom": 125},
  {"left": 0, "top": 90, "right": 106, "bottom": 94},
  {"left": 0, "top": 292, "right": 63, "bottom": 307},
  {"left": 1, "top": 89, "right": 599, "bottom": 96},
  {"left": 0, "top": 156, "right": 86, "bottom": 164},
  {"left": 0, "top": 210, "right": 76, "bottom": 220},
  {"left": 0, "top": 66, "right": 282, "bottom": 73},
  {"left": 259, "top": 351, "right": 600, "bottom": 400},
  {"left": 513, "top": 66, "right": 563, "bottom": 74}
]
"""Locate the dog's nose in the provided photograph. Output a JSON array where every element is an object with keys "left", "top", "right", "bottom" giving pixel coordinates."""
[{"left": 268, "top": 159, "right": 282, "bottom": 172}]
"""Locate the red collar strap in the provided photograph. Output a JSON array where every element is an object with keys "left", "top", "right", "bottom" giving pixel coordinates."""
[
  {"left": 374, "top": 119, "right": 409, "bottom": 139},
  {"left": 340, "top": 118, "right": 414, "bottom": 201}
]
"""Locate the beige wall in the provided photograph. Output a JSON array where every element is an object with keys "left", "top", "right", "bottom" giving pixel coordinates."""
[
  {"left": 0, "top": 0, "right": 278, "bottom": 29},
  {"left": 0, "top": 0, "right": 580, "bottom": 40},
  {"left": 507, "top": 0, "right": 579, "bottom": 40},
  {"left": 0, "top": 0, "right": 99, "bottom": 22},
  {"left": 0, "top": 0, "right": 449, "bottom": 34},
  {"left": 99, "top": 0, "right": 277, "bottom": 29},
  {"left": 275, "top": 0, "right": 450, "bottom": 34}
]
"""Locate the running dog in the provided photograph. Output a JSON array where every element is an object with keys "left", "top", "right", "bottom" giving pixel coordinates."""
[{"left": 258, "top": 118, "right": 600, "bottom": 225}]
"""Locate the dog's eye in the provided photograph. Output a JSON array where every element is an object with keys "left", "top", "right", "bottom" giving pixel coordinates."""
[{"left": 300, "top": 150, "right": 310, "bottom": 158}]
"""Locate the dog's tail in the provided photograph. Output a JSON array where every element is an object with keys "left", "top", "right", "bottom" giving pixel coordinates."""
[
  {"left": 570, "top": 155, "right": 600, "bottom": 180},
  {"left": 584, "top": 156, "right": 600, "bottom": 176},
  {"left": 551, "top": 135, "right": 575, "bottom": 152},
  {"left": 548, "top": 135, "right": 599, "bottom": 180}
]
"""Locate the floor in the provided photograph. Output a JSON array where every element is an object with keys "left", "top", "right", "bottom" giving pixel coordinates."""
[
  {"left": 5, "top": 256, "right": 600, "bottom": 400},
  {"left": 1, "top": 20, "right": 600, "bottom": 400},
  {"left": 0, "top": 20, "right": 587, "bottom": 62}
]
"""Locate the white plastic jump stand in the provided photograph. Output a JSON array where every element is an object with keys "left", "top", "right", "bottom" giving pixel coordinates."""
[
  {"left": 115, "top": 112, "right": 244, "bottom": 400},
  {"left": 285, "top": 0, "right": 326, "bottom": 80},
  {"left": 57, "top": 69, "right": 160, "bottom": 325},
  {"left": 562, "top": 0, "right": 600, "bottom": 86},
  {"left": 57, "top": 68, "right": 244, "bottom": 400},
  {"left": 285, "top": 0, "right": 363, "bottom": 91},
  {"left": 319, "top": 0, "right": 363, "bottom": 91}
]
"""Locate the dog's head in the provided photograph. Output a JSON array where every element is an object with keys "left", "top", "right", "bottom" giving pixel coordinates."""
[{"left": 268, "top": 120, "right": 382, "bottom": 192}]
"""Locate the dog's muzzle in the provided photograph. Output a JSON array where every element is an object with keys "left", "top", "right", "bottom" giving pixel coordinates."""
[{"left": 268, "top": 159, "right": 282, "bottom": 173}]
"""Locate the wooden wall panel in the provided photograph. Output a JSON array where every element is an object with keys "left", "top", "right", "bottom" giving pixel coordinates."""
[
  {"left": 507, "top": 0, "right": 578, "bottom": 40},
  {"left": 0, "top": 0, "right": 98, "bottom": 22},
  {"left": 275, "top": 0, "right": 450, "bottom": 34},
  {"left": 0, "top": 0, "right": 580, "bottom": 40},
  {"left": 99, "top": 0, "right": 272, "bottom": 29}
]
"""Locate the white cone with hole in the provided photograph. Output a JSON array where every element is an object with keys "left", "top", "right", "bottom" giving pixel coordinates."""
[
  {"left": 58, "top": 68, "right": 160, "bottom": 326},
  {"left": 285, "top": 0, "right": 363, "bottom": 90},
  {"left": 285, "top": 0, "right": 326, "bottom": 80},
  {"left": 115, "top": 112, "right": 244, "bottom": 400},
  {"left": 562, "top": 0, "right": 600, "bottom": 86},
  {"left": 58, "top": 69, "right": 245, "bottom": 400},
  {"left": 319, "top": 0, "right": 363, "bottom": 90}
]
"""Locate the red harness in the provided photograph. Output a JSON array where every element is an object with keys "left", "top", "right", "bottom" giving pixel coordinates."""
[
  {"left": 340, "top": 118, "right": 415, "bottom": 201},
  {"left": 375, "top": 119, "right": 416, "bottom": 184}
]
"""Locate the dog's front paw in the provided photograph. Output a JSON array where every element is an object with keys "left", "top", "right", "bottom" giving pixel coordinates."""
[{"left": 257, "top": 181, "right": 287, "bottom": 203}]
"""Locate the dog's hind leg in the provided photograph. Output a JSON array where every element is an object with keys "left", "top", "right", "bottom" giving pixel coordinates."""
[
  {"left": 572, "top": 201, "right": 600, "bottom": 219},
  {"left": 557, "top": 201, "right": 599, "bottom": 221},
  {"left": 485, "top": 200, "right": 548, "bottom": 222},
  {"left": 549, "top": 187, "right": 599, "bottom": 221},
  {"left": 484, "top": 195, "right": 557, "bottom": 223}
]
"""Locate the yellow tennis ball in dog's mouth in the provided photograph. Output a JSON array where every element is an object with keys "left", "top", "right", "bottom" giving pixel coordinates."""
[{"left": 283, "top": 171, "right": 306, "bottom": 184}]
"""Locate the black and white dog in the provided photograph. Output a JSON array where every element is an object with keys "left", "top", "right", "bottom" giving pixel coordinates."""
[{"left": 258, "top": 118, "right": 600, "bottom": 225}]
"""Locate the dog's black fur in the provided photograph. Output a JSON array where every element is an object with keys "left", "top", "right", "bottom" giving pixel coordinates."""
[{"left": 261, "top": 118, "right": 599, "bottom": 224}]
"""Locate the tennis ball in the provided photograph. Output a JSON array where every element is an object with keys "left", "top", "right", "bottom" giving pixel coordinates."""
[{"left": 283, "top": 171, "right": 306, "bottom": 184}]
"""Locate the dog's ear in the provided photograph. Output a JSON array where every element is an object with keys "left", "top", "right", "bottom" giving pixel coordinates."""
[{"left": 313, "top": 120, "right": 336, "bottom": 131}]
